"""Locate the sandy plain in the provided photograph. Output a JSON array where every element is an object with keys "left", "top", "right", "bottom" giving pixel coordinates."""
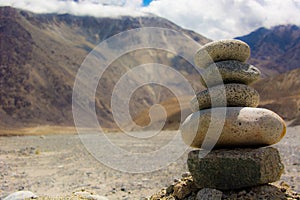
[{"left": 0, "top": 125, "right": 299, "bottom": 199}]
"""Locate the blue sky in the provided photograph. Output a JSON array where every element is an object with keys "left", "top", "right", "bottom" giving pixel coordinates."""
[
  {"left": 142, "top": 0, "right": 152, "bottom": 6},
  {"left": 0, "top": 0, "right": 300, "bottom": 39}
]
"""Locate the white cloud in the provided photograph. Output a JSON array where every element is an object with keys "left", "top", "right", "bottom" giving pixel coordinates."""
[
  {"left": 142, "top": 0, "right": 300, "bottom": 39},
  {"left": 0, "top": 0, "right": 145, "bottom": 17},
  {"left": 1, "top": 0, "right": 300, "bottom": 39}
]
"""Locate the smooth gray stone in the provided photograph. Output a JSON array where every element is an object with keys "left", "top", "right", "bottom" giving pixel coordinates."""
[
  {"left": 190, "top": 84, "right": 260, "bottom": 112},
  {"left": 200, "top": 60, "right": 261, "bottom": 87},
  {"left": 180, "top": 107, "right": 286, "bottom": 148},
  {"left": 194, "top": 39, "right": 250, "bottom": 68},
  {"left": 188, "top": 147, "right": 284, "bottom": 190},
  {"left": 3, "top": 191, "right": 38, "bottom": 200},
  {"left": 73, "top": 191, "right": 109, "bottom": 200}
]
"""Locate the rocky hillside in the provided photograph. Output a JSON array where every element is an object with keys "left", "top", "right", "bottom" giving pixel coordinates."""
[
  {"left": 135, "top": 24, "right": 300, "bottom": 128},
  {"left": 0, "top": 6, "right": 209, "bottom": 130},
  {"left": 1, "top": 6, "right": 300, "bottom": 130},
  {"left": 236, "top": 25, "right": 300, "bottom": 76},
  {"left": 236, "top": 24, "right": 300, "bottom": 125},
  {"left": 252, "top": 67, "right": 300, "bottom": 126}
]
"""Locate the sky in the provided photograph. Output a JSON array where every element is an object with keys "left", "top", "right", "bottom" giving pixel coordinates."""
[
  {"left": 1, "top": 0, "right": 300, "bottom": 39},
  {"left": 142, "top": 0, "right": 152, "bottom": 6}
]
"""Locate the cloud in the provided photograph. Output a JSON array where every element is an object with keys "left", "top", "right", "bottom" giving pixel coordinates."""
[
  {"left": 0, "top": 0, "right": 146, "bottom": 17},
  {"left": 142, "top": 0, "right": 300, "bottom": 39},
  {"left": 1, "top": 0, "right": 300, "bottom": 39}
]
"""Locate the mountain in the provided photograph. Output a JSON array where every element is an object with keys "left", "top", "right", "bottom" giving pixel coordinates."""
[
  {"left": 0, "top": 6, "right": 209, "bottom": 131},
  {"left": 121, "top": 24, "right": 300, "bottom": 129},
  {"left": 2, "top": 6, "right": 300, "bottom": 132},
  {"left": 236, "top": 24, "right": 300, "bottom": 126},
  {"left": 236, "top": 25, "right": 300, "bottom": 76},
  {"left": 252, "top": 67, "right": 300, "bottom": 126}
]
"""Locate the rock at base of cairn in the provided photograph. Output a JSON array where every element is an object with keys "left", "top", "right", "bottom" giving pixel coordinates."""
[
  {"left": 196, "top": 188, "right": 223, "bottom": 200},
  {"left": 187, "top": 147, "right": 284, "bottom": 190},
  {"left": 149, "top": 174, "right": 300, "bottom": 200}
]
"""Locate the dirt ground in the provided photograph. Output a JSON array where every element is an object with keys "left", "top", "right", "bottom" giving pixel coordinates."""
[{"left": 0, "top": 126, "right": 299, "bottom": 199}]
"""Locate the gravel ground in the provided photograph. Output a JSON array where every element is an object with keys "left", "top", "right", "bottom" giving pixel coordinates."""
[{"left": 0, "top": 126, "right": 299, "bottom": 199}]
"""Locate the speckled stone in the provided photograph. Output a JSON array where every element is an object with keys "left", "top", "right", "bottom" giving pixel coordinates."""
[
  {"left": 188, "top": 147, "right": 284, "bottom": 190},
  {"left": 196, "top": 188, "right": 223, "bottom": 200},
  {"left": 190, "top": 84, "right": 260, "bottom": 112},
  {"left": 200, "top": 60, "right": 261, "bottom": 87},
  {"left": 180, "top": 107, "right": 286, "bottom": 148},
  {"left": 194, "top": 39, "right": 250, "bottom": 68}
]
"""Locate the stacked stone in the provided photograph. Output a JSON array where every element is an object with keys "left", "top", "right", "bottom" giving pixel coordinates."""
[{"left": 180, "top": 39, "right": 287, "bottom": 190}]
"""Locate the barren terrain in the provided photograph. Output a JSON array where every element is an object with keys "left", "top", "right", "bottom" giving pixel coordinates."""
[{"left": 0, "top": 125, "right": 299, "bottom": 199}]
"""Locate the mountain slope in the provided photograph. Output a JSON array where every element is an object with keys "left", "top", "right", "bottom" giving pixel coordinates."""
[
  {"left": 252, "top": 67, "right": 300, "bottom": 126},
  {"left": 0, "top": 6, "right": 209, "bottom": 130},
  {"left": 236, "top": 25, "right": 300, "bottom": 76},
  {"left": 236, "top": 25, "right": 300, "bottom": 126},
  {"left": 2, "top": 7, "right": 300, "bottom": 131},
  {"left": 134, "top": 24, "right": 300, "bottom": 128}
]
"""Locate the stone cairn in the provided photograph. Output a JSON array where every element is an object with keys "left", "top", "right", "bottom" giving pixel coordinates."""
[
  {"left": 181, "top": 40, "right": 286, "bottom": 190},
  {"left": 180, "top": 40, "right": 287, "bottom": 197}
]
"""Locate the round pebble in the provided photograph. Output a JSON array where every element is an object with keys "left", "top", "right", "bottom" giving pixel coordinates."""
[
  {"left": 196, "top": 188, "right": 223, "bottom": 200},
  {"left": 200, "top": 60, "right": 261, "bottom": 87},
  {"left": 180, "top": 107, "right": 286, "bottom": 148},
  {"left": 74, "top": 191, "right": 108, "bottom": 200},
  {"left": 190, "top": 84, "right": 260, "bottom": 112},
  {"left": 194, "top": 39, "right": 250, "bottom": 68},
  {"left": 3, "top": 191, "right": 38, "bottom": 200}
]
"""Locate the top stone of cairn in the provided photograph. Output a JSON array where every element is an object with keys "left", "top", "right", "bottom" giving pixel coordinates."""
[{"left": 194, "top": 39, "right": 251, "bottom": 68}]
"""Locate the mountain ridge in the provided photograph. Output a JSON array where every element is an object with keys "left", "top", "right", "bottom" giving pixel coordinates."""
[
  {"left": 236, "top": 24, "right": 300, "bottom": 76},
  {"left": 1, "top": 6, "right": 300, "bottom": 131},
  {"left": 0, "top": 6, "right": 209, "bottom": 130},
  {"left": 237, "top": 24, "right": 300, "bottom": 126},
  {"left": 252, "top": 67, "right": 300, "bottom": 126}
]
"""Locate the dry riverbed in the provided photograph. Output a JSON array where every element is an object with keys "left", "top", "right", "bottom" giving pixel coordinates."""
[{"left": 0, "top": 126, "right": 299, "bottom": 199}]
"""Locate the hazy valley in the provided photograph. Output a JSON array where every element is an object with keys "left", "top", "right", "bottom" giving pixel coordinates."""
[{"left": 1, "top": 6, "right": 300, "bottom": 133}]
